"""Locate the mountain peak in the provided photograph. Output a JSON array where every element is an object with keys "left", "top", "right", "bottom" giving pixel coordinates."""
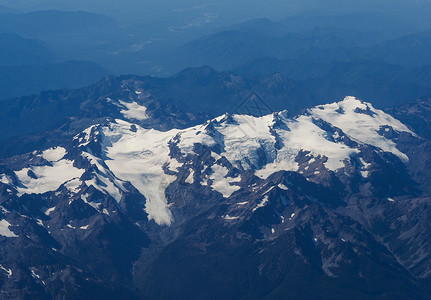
[
  {"left": 309, "top": 96, "right": 414, "bottom": 161},
  {"left": 0, "top": 96, "right": 417, "bottom": 226},
  {"left": 1, "top": 93, "right": 431, "bottom": 298}
]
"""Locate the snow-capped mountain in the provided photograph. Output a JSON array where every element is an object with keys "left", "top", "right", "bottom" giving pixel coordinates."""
[
  {"left": 1, "top": 93, "right": 431, "bottom": 299},
  {"left": 0, "top": 96, "right": 413, "bottom": 223}
]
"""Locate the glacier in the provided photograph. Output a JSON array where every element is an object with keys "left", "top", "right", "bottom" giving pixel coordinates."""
[{"left": 0, "top": 96, "right": 415, "bottom": 226}]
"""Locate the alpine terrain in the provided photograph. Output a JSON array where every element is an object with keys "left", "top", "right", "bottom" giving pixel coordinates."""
[{"left": 1, "top": 78, "right": 431, "bottom": 299}]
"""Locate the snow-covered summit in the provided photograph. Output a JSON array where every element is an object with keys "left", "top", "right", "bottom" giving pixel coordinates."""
[
  {"left": 0, "top": 97, "right": 416, "bottom": 226},
  {"left": 309, "top": 96, "right": 414, "bottom": 161}
]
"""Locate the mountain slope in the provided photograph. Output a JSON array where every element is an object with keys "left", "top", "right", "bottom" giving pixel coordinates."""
[
  {"left": 1, "top": 95, "right": 431, "bottom": 298},
  {"left": 234, "top": 57, "right": 431, "bottom": 107},
  {"left": 0, "top": 69, "right": 318, "bottom": 158},
  {"left": 0, "top": 10, "right": 117, "bottom": 37},
  {"left": 386, "top": 97, "right": 431, "bottom": 140},
  {"left": 0, "top": 61, "right": 109, "bottom": 102},
  {"left": 0, "top": 33, "right": 52, "bottom": 65}
]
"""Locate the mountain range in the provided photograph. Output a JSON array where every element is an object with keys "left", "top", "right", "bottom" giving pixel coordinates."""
[
  {"left": 2, "top": 9, "right": 431, "bottom": 105},
  {"left": 1, "top": 75, "right": 431, "bottom": 298},
  {"left": 2, "top": 6, "right": 431, "bottom": 298}
]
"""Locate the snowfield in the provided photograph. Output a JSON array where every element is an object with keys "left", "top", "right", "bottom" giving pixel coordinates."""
[{"left": 0, "top": 97, "right": 415, "bottom": 226}]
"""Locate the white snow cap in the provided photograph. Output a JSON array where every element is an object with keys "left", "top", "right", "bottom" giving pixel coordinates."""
[
  {"left": 94, "top": 97, "right": 413, "bottom": 225},
  {"left": 309, "top": 96, "right": 413, "bottom": 162},
  {"left": 0, "top": 97, "right": 415, "bottom": 227}
]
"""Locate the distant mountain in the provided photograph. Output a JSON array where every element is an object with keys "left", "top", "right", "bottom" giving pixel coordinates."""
[
  {"left": 280, "top": 12, "right": 424, "bottom": 39},
  {"left": 0, "top": 9, "right": 168, "bottom": 75},
  {"left": 0, "top": 4, "right": 16, "bottom": 14},
  {"left": 234, "top": 57, "right": 431, "bottom": 107},
  {"left": 0, "top": 10, "right": 120, "bottom": 71},
  {"left": 0, "top": 10, "right": 117, "bottom": 37},
  {"left": 386, "top": 97, "right": 431, "bottom": 141},
  {"left": 0, "top": 61, "right": 109, "bottom": 102},
  {"left": 167, "top": 24, "right": 369, "bottom": 72},
  {"left": 0, "top": 20, "right": 112, "bottom": 104},
  {"left": 367, "top": 30, "right": 431, "bottom": 68},
  {"left": 299, "top": 61, "right": 431, "bottom": 107},
  {"left": 156, "top": 16, "right": 431, "bottom": 101},
  {"left": 0, "top": 33, "right": 52, "bottom": 65},
  {"left": 226, "top": 18, "right": 290, "bottom": 37},
  {"left": 161, "top": 13, "right": 429, "bottom": 73},
  {"left": 1, "top": 94, "right": 431, "bottom": 298}
]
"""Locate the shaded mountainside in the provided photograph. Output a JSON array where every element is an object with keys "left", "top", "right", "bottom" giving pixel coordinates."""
[
  {"left": 234, "top": 57, "right": 431, "bottom": 107},
  {"left": 385, "top": 97, "right": 431, "bottom": 140},
  {"left": 151, "top": 18, "right": 431, "bottom": 108},
  {"left": 0, "top": 33, "right": 52, "bottom": 66},
  {"left": 0, "top": 17, "right": 111, "bottom": 102},
  {"left": 0, "top": 10, "right": 117, "bottom": 37},
  {"left": 0, "top": 61, "right": 109, "bottom": 102},
  {"left": 1, "top": 93, "right": 431, "bottom": 298},
  {"left": 168, "top": 16, "right": 431, "bottom": 73},
  {"left": 167, "top": 25, "right": 368, "bottom": 72}
]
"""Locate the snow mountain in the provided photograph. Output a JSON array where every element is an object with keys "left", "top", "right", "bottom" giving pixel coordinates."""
[
  {"left": 1, "top": 92, "right": 431, "bottom": 299},
  {"left": 1, "top": 96, "right": 413, "bottom": 224}
]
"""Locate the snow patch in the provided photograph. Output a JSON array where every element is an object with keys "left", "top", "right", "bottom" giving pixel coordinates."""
[
  {"left": 223, "top": 215, "right": 239, "bottom": 220},
  {"left": 45, "top": 207, "right": 56, "bottom": 216},
  {"left": 0, "top": 219, "right": 18, "bottom": 237},
  {"left": 74, "top": 125, "right": 98, "bottom": 147},
  {"left": 253, "top": 195, "right": 270, "bottom": 212},
  {"left": 30, "top": 268, "right": 45, "bottom": 285},
  {"left": 0, "top": 265, "right": 12, "bottom": 278},
  {"left": 278, "top": 184, "right": 289, "bottom": 190},
  {"left": 208, "top": 164, "right": 240, "bottom": 197},
  {"left": 185, "top": 170, "right": 194, "bottom": 184},
  {"left": 41, "top": 147, "right": 66, "bottom": 161},
  {"left": 359, "top": 157, "right": 371, "bottom": 178},
  {"left": 0, "top": 174, "right": 11, "bottom": 185},
  {"left": 15, "top": 148, "right": 84, "bottom": 196},
  {"left": 64, "top": 178, "right": 82, "bottom": 194},
  {"left": 119, "top": 100, "right": 149, "bottom": 121},
  {"left": 36, "top": 219, "right": 44, "bottom": 227},
  {"left": 81, "top": 194, "right": 102, "bottom": 212}
]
